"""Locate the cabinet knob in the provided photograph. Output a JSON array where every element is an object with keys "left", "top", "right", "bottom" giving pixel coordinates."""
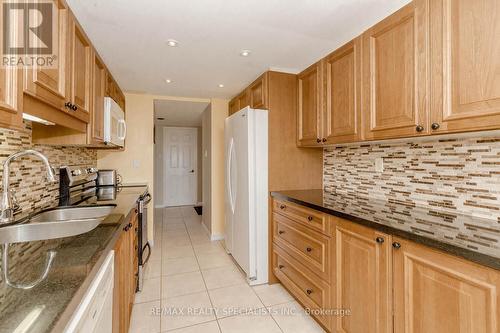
[
  {"left": 279, "top": 205, "right": 286, "bottom": 210},
  {"left": 307, "top": 216, "right": 313, "bottom": 222},
  {"left": 278, "top": 265, "right": 284, "bottom": 269},
  {"left": 392, "top": 242, "right": 401, "bottom": 249},
  {"left": 306, "top": 247, "right": 312, "bottom": 252},
  {"left": 376, "top": 237, "right": 385, "bottom": 244},
  {"left": 322, "top": 138, "right": 327, "bottom": 143},
  {"left": 431, "top": 123, "right": 440, "bottom": 130},
  {"left": 123, "top": 225, "right": 129, "bottom": 231},
  {"left": 415, "top": 125, "right": 424, "bottom": 132},
  {"left": 65, "top": 102, "right": 73, "bottom": 109},
  {"left": 72, "top": 105, "right": 78, "bottom": 111},
  {"left": 306, "top": 289, "right": 313, "bottom": 295},
  {"left": 278, "top": 230, "right": 285, "bottom": 235},
  {"left": 316, "top": 138, "right": 321, "bottom": 143}
]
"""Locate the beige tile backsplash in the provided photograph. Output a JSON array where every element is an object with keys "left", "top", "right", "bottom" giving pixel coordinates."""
[{"left": 324, "top": 136, "right": 500, "bottom": 257}]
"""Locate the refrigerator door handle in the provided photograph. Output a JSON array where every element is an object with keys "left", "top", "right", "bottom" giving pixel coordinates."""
[{"left": 227, "top": 138, "right": 236, "bottom": 214}]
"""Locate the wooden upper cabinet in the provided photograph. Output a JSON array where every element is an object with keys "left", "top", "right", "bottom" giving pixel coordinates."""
[
  {"left": 429, "top": 0, "right": 500, "bottom": 134},
  {"left": 237, "top": 90, "right": 248, "bottom": 110},
  {"left": 91, "top": 51, "right": 106, "bottom": 143},
  {"left": 106, "top": 75, "right": 125, "bottom": 111},
  {"left": 0, "top": 67, "right": 23, "bottom": 130},
  {"left": 68, "top": 12, "right": 91, "bottom": 123},
  {"left": 334, "top": 220, "right": 392, "bottom": 333},
  {"left": 323, "top": 39, "right": 361, "bottom": 144},
  {"left": 228, "top": 98, "right": 239, "bottom": 115},
  {"left": 393, "top": 237, "right": 500, "bottom": 333},
  {"left": 297, "top": 61, "right": 322, "bottom": 147},
  {"left": 23, "top": 0, "right": 68, "bottom": 112},
  {"left": 362, "top": 0, "right": 429, "bottom": 140},
  {"left": 249, "top": 74, "right": 268, "bottom": 109}
]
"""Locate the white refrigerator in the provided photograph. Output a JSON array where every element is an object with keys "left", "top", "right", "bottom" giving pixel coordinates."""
[{"left": 224, "top": 106, "right": 268, "bottom": 285}]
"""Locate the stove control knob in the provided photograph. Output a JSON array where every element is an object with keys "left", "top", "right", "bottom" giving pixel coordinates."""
[{"left": 71, "top": 169, "right": 82, "bottom": 176}]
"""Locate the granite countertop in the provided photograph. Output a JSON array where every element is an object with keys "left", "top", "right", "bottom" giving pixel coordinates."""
[
  {"left": 271, "top": 189, "right": 500, "bottom": 271},
  {"left": 0, "top": 186, "right": 147, "bottom": 333}
]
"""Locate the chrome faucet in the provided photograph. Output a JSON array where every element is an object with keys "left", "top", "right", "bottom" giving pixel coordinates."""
[{"left": 0, "top": 150, "right": 56, "bottom": 224}]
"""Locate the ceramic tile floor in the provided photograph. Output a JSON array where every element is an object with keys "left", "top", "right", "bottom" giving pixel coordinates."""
[{"left": 129, "top": 206, "right": 326, "bottom": 333}]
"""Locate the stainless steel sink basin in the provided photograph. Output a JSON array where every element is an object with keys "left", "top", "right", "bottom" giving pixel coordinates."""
[
  {"left": 29, "top": 205, "right": 116, "bottom": 223},
  {"left": 0, "top": 205, "right": 116, "bottom": 244}
]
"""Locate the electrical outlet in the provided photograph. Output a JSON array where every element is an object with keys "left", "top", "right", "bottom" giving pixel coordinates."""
[
  {"left": 132, "top": 159, "right": 140, "bottom": 168},
  {"left": 375, "top": 158, "right": 384, "bottom": 173}
]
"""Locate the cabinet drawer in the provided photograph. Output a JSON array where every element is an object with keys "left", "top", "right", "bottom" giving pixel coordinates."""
[
  {"left": 273, "top": 213, "right": 331, "bottom": 282},
  {"left": 273, "top": 244, "right": 331, "bottom": 328},
  {"left": 273, "top": 199, "right": 330, "bottom": 236}
]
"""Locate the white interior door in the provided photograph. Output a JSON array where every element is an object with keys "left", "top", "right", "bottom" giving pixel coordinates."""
[{"left": 164, "top": 127, "right": 198, "bottom": 207}]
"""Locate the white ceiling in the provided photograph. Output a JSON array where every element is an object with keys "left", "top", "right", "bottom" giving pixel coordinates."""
[
  {"left": 67, "top": 0, "right": 411, "bottom": 99},
  {"left": 154, "top": 100, "right": 209, "bottom": 127}
]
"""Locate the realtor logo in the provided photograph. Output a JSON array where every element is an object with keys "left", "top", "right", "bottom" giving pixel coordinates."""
[{"left": 2, "top": 0, "right": 56, "bottom": 67}]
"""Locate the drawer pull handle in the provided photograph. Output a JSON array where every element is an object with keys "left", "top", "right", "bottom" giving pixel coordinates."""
[
  {"left": 278, "top": 265, "right": 284, "bottom": 269},
  {"left": 376, "top": 237, "right": 384, "bottom": 244},
  {"left": 278, "top": 230, "right": 285, "bottom": 235},
  {"left": 306, "top": 289, "right": 313, "bottom": 295},
  {"left": 306, "top": 247, "right": 312, "bottom": 252},
  {"left": 307, "top": 216, "right": 313, "bottom": 222},
  {"left": 279, "top": 204, "right": 286, "bottom": 210}
]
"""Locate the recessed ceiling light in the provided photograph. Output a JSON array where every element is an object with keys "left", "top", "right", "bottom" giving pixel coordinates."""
[
  {"left": 240, "top": 49, "right": 251, "bottom": 57},
  {"left": 166, "top": 39, "right": 179, "bottom": 47},
  {"left": 218, "top": 84, "right": 224, "bottom": 88},
  {"left": 165, "top": 79, "right": 172, "bottom": 83}
]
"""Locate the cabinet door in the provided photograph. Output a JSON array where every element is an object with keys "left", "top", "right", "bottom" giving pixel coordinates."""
[
  {"left": 297, "top": 62, "right": 322, "bottom": 146},
  {"left": 334, "top": 220, "right": 392, "bottom": 333},
  {"left": 23, "top": 0, "right": 68, "bottom": 112},
  {"left": 113, "top": 229, "right": 129, "bottom": 333},
  {"left": 68, "top": 13, "right": 91, "bottom": 123},
  {"left": 429, "top": 0, "right": 500, "bottom": 134},
  {"left": 91, "top": 52, "right": 106, "bottom": 143},
  {"left": 362, "top": 0, "right": 429, "bottom": 140},
  {"left": 237, "top": 91, "right": 248, "bottom": 110},
  {"left": 0, "top": 66, "right": 23, "bottom": 130},
  {"left": 324, "top": 39, "right": 361, "bottom": 144},
  {"left": 393, "top": 237, "right": 500, "bottom": 333},
  {"left": 249, "top": 74, "right": 268, "bottom": 109}
]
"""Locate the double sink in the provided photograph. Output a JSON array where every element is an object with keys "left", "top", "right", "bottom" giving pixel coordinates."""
[{"left": 0, "top": 205, "right": 116, "bottom": 244}]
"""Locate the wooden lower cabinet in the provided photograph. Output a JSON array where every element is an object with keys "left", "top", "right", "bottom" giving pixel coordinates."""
[
  {"left": 393, "top": 237, "right": 500, "bottom": 333},
  {"left": 272, "top": 198, "right": 500, "bottom": 333},
  {"left": 113, "top": 209, "right": 139, "bottom": 333},
  {"left": 334, "top": 219, "right": 392, "bottom": 333}
]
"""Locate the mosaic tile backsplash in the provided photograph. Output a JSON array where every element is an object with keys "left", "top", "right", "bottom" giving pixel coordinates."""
[
  {"left": 0, "top": 122, "right": 97, "bottom": 215},
  {"left": 324, "top": 136, "right": 500, "bottom": 257}
]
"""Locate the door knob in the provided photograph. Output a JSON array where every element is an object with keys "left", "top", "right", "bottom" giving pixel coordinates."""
[{"left": 189, "top": 170, "right": 194, "bottom": 173}]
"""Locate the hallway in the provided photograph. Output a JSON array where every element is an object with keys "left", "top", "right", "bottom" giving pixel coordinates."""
[{"left": 129, "top": 206, "right": 326, "bottom": 332}]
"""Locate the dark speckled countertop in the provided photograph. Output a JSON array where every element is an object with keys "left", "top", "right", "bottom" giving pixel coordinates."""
[
  {"left": 0, "top": 186, "right": 147, "bottom": 333},
  {"left": 271, "top": 189, "right": 500, "bottom": 271}
]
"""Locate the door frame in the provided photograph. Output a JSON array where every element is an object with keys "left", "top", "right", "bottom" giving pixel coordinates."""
[{"left": 163, "top": 126, "right": 198, "bottom": 207}]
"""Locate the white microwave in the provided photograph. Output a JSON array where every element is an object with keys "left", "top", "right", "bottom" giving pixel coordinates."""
[{"left": 104, "top": 97, "right": 126, "bottom": 147}]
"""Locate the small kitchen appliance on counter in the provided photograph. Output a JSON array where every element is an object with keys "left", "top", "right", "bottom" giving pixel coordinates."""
[{"left": 97, "top": 169, "right": 122, "bottom": 187}]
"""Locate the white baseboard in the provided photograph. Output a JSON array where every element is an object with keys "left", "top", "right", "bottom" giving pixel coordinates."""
[
  {"left": 200, "top": 220, "right": 224, "bottom": 241},
  {"left": 210, "top": 234, "right": 224, "bottom": 241}
]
